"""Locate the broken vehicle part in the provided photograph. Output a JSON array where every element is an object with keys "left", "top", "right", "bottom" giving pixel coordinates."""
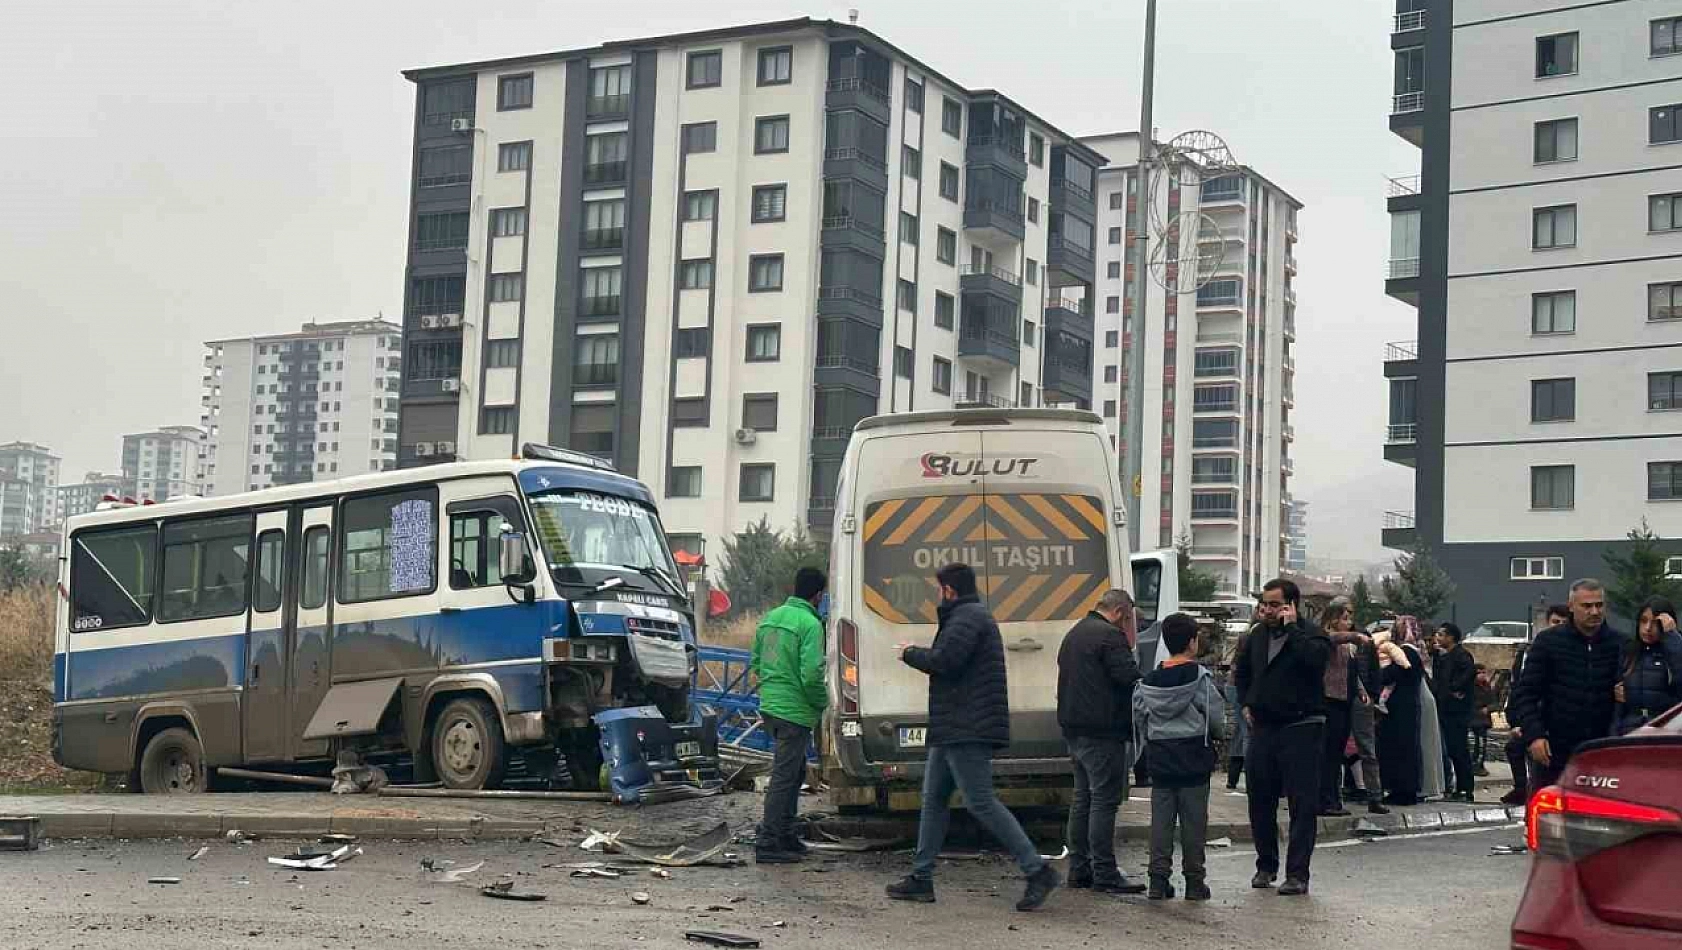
[
  {"left": 147, "top": 877, "right": 181, "bottom": 885},
  {"left": 427, "top": 860, "right": 485, "bottom": 883},
  {"left": 612, "top": 821, "right": 732, "bottom": 867},
  {"left": 187, "top": 846, "right": 209, "bottom": 861},
  {"left": 378, "top": 787, "right": 613, "bottom": 803},
  {"left": 267, "top": 844, "right": 353, "bottom": 871},
  {"left": 212, "top": 767, "right": 334, "bottom": 789},
  {"left": 0, "top": 816, "right": 41, "bottom": 852},
  {"left": 684, "top": 933, "right": 761, "bottom": 948},
  {"left": 481, "top": 879, "right": 546, "bottom": 901}
]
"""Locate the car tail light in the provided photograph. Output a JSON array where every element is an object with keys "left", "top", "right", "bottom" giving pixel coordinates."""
[
  {"left": 1510, "top": 933, "right": 1584, "bottom": 950},
  {"left": 837, "top": 618, "right": 859, "bottom": 715},
  {"left": 1526, "top": 785, "right": 1682, "bottom": 860}
]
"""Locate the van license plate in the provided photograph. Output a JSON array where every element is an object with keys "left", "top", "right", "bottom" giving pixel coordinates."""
[
  {"left": 897, "top": 727, "right": 926, "bottom": 749},
  {"left": 676, "top": 741, "right": 701, "bottom": 758}
]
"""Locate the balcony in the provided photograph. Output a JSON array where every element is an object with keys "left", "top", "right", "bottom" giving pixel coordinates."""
[
  {"left": 1392, "top": 91, "right": 1424, "bottom": 115},
  {"left": 1045, "top": 235, "right": 1095, "bottom": 285},
  {"left": 807, "top": 495, "right": 837, "bottom": 532},
  {"left": 586, "top": 93, "right": 630, "bottom": 119},
  {"left": 574, "top": 363, "right": 618, "bottom": 388},
  {"left": 1391, "top": 88, "right": 1426, "bottom": 147},
  {"left": 957, "top": 393, "right": 1017, "bottom": 410},
  {"left": 825, "top": 76, "right": 891, "bottom": 125},
  {"left": 963, "top": 197, "right": 1025, "bottom": 242},
  {"left": 1196, "top": 288, "right": 1243, "bottom": 313},
  {"left": 1282, "top": 385, "right": 1295, "bottom": 408},
  {"left": 580, "top": 295, "right": 622, "bottom": 320},
  {"left": 1285, "top": 253, "right": 1298, "bottom": 275},
  {"left": 581, "top": 227, "right": 625, "bottom": 253},
  {"left": 1283, "top": 311, "right": 1296, "bottom": 341},
  {"left": 1191, "top": 507, "right": 1239, "bottom": 525},
  {"left": 1385, "top": 422, "right": 1417, "bottom": 468},
  {"left": 1193, "top": 399, "right": 1240, "bottom": 418},
  {"left": 1042, "top": 337, "right": 1093, "bottom": 405},
  {"left": 1382, "top": 509, "right": 1417, "bottom": 549},
  {"left": 957, "top": 317, "right": 1020, "bottom": 372},
  {"left": 1189, "top": 546, "right": 1240, "bottom": 562},
  {"left": 966, "top": 133, "right": 1027, "bottom": 180},
  {"left": 823, "top": 146, "right": 888, "bottom": 192},
  {"left": 1048, "top": 176, "right": 1095, "bottom": 215},
  {"left": 1282, "top": 455, "right": 1295, "bottom": 476},
  {"left": 1043, "top": 298, "right": 1094, "bottom": 342},
  {"left": 1199, "top": 225, "right": 1244, "bottom": 247},
  {"left": 821, "top": 214, "right": 886, "bottom": 256},
  {"left": 1283, "top": 423, "right": 1295, "bottom": 443},
  {"left": 816, "top": 285, "right": 885, "bottom": 327},
  {"left": 814, "top": 354, "right": 881, "bottom": 393},
  {"left": 1282, "top": 353, "right": 1296, "bottom": 374},
  {"left": 1393, "top": 9, "right": 1425, "bottom": 33},
  {"left": 1286, "top": 214, "right": 1299, "bottom": 242},
  {"left": 1386, "top": 257, "right": 1420, "bottom": 306},
  {"left": 959, "top": 264, "right": 1023, "bottom": 304},
  {"left": 583, "top": 161, "right": 627, "bottom": 186},
  {"left": 1195, "top": 328, "right": 1245, "bottom": 346},
  {"left": 1386, "top": 175, "right": 1421, "bottom": 199}
]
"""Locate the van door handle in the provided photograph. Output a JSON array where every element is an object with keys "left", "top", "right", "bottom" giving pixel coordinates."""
[{"left": 1007, "top": 638, "right": 1044, "bottom": 653}]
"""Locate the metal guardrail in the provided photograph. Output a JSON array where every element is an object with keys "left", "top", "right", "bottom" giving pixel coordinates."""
[
  {"left": 1385, "top": 340, "right": 1419, "bottom": 361},
  {"left": 1386, "top": 174, "right": 1422, "bottom": 198},
  {"left": 1394, "top": 9, "right": 1425, "bottom": 32},
  {"left": 1387, "top": 423, "right": 1418, "bottom": 443},
  {"left": 1389, "top": 258, "right": 1421, "bottom": 279},
  {"left": 1393, "top": 91, "right": 1425, "bottom": 114},
  {"left": 692, "top": 646, "right": 816, "bottom": 762},
  {"left": 1384, "top": 509, "right": 1417, "bottom": 529}
]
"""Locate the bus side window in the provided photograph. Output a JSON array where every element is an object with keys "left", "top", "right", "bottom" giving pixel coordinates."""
[
  {"left": 338, "top": 488, "right": 438, "bottom": 603},
  {"left": 447, "top": 498, "right": 525, "bottom": 589},
  {"left": 253, "top": 530, "right": 284, "bottom": 614},
  {"left": 158, "top": 515, "right": 254, "bottom": 623},
  {"left": 300, "top": 527, "right": 329, "bottom": 610},
  {"left": 69, "top": 525, "right": 158, "bottom": 632}
]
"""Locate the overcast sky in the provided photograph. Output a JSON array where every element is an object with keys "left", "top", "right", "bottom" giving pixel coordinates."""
[{"left": 0, "top": 0, "right": 1416, "bottom": 564}]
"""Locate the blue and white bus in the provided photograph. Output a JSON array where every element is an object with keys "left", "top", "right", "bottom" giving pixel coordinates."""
[{"left": 52, "top": 444, "right": 705, "bottom": 793}]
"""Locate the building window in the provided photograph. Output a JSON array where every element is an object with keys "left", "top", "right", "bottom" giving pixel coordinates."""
[
  {"left": 497, "top": 141, "right": 532, "bottom": 173},
  {"left": 938, "top": 162, "right": 959, "bottom": 201},
  {"left": 677, "top": 124, "right": 717, "bottom": 159},
  {"left": 893, "top": 346, "right": 913, "bottom": 379},
  {"left": 1511, "top": 556, "right": 1564, "bottom": 580},
  {"left": 674, "top": 327, "right": 710, "bottom": 359},
  {"left": 935, "top": 292, "right": 955, "bottom": 329},
  {"left": 672, "top": 397, "right": 706, "bottom": 427},
  {"left": 1106, "top": 296, "right": 1121, "bottom": 314},
  {"left": 1536, "top": 32, "right": 1578, "bottom": 78},
  {"left": 490, "top": 207, "right": 527, "bottom": 237},
  {"left": 497, "top": 74, "right": 533, "bottom": 110},
  {"left": 687, "top": 50, "right": 722, "bottom": 89},
  {"left": 581, "top": 266, "right": 622, "bottom": 316},
  {"left": 1652, "top": 192, "right": 1682, "bottom": 232},
  {"left": 668, "top": 466, "right": 702, "bottom": 498},
  {"left": 1533, "top": 205, "right": 1576, "bottom": 249},
  {"left": 1534, "top": 118, "right": 1578, "bottom": 163},
  {"left": 569, "top": 404, "right": 616, "bottom": 460},
  {"left": 419, "top": 145, "right": 472, "bottom": 186},
  {"left": 420, "top": 78, "right": 473, "bottom": 126},
  {"left": 582, "top": 197, "right": 626, "bottom": 249},
  {"left": 481, "top": 407, "right": 514, "bottom": 435},
  {"left": 488, "top": 273, "right": 524, "bottom": 302},
  {"left": 932, "top": 356, "right": 952, "bottom": 394},
  {"left": 485, "top": 339, "right": 520, "bottom": 368},
  {"left": 740, "top": 464, "right": 775, "bottom": 502},
  {"left": 757, "top": 46, "right": 792, "bottom": 85},
  {"left": 899, "top": 211, "right": 919, "bottom": 245},
  {"left": 574, "top": 334, "right": 620, "bottom": 386},
  {"left": 680, "top": 259, "right": 714, "bottom": 290},
  {"left": 1027, "top": 197, "right": 1040, "bottom": 224},
  {"left": 1653, "top": 281, "right": 1682, "bottom": 321},
  {"left": 1103, "top": 399, "right": 1117, "bottom": 417},
  {"left": 749, "top": 254, "right": 785, "bottom": 292},
  {"left": 415, "top": 211, "right": 469, "bottom": 251},
  {"left": 754, "top": 116, "right": 790, "bottom": 154},
  {"left": 1531, "top": 464, "right": 1575, "bottom": 510},
  {"left": 1025, "top": 259, "right": 1038, "bottom": 285},
  {"left": 1649, "top": 371, "right": 1682, "bottom": 410},
  {"left": 941, "top": 97, "right": 962, "bottom": 137},
  {"left": 1531, "top": 377, "right": 1576, "bottom": 422},
  {"left": 742, "top": 393, "right": 779, "bottom": 431},
  {"left": 1656, "top": 17, "right": 1682, "bottom": 56},
  {"left": 1655, "top": 104, "right": 1682, "bottom": 147},
  {"left": 897, "top": 279, "right": 917, "bottom": 313},
  {"left": 1107, "top": 226, "right": 1123, "bottom": 245},
  {"left": 746, "top": 324, "right": 781, "bottom": 362},
  {"left": 1105, "top": 330, "right": 1119, "bottom": 347},
  {"left": 1109, "top": 192, "right": 1125, "bottom": 210},
  {"left": 1023, "top": 320, "right": 1036, "bottom": 346},
  {"left": 1029, "top": 133, "right": 1044, "bottom": 167},
  {"left": 587, "top": 64, "right": 632, "bottom": 116},
  {"left": 1104, "top": 365, "right": 1118, "bottom": 383},
  {"left": 1531, "top": 290, "right": 1575, "bottom": 334},
  {"left": 937, "top": 227, "right": 957, "bottom": 265},
  {"left": 1651, "top": 461, "right": 1682, "bottom": 500},
  {"left": 902, "top": 145, "right": 921, "bottom": 180},
  {"left": 751, "top": 184, "right": 787, "bottom": 222},
  {"left": 584, "top": 131, "right": 627, "bottom": 184},
  {"left": 1107, "top": 261, "right": 1121, "bottom": 279}
]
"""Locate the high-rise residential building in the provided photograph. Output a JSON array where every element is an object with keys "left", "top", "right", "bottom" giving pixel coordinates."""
[
  {"left": 1383, "top": 0, "right": 1682, "bottom": 622},
  {"left": 57, "top": 472, "right": 127, "bottom": 521},
  {"left": 1083, "top": 133, "right": 1301, "bottom": 596},
  {"left": 0, "top": 441, "right": 61, "bottom": 535},
  {"left": 202, "top": 319, "right": 403, "bottom": 495},
  {"left": 121, "top": 427, "right": 206, "bottom": 502},
  {"left": 395, "top": 17, "right": 1104, "bottom": 558},
  {"left": 1285, "top": 498, "right": 1309, "bottom": 573}
]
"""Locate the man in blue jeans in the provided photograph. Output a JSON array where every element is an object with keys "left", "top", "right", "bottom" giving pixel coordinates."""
[{"left": 886, "top": 563, "right": 1059, "bottom": 912}]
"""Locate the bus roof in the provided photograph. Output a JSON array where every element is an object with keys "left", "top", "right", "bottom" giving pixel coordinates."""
[
  {"left": 853, "top": 407, "right": 1104, "bottom": 432},
  {"left": 63, "top": 459, "right": 654, "bottom": 533}
]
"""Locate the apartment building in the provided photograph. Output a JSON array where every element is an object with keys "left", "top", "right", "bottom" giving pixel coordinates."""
[
  {"left": 1082, "top": 134, "right": 1301, "bottom": 595},
  {"left": 0, "top": 441, "right": 61, "bottom": 536},
  {"left": 202, "top": 320, "right": 403, "bottom": 495},
  {"left": 120, "top": 427, "right": 206, "bottom": 502},
  {"left": 1384, "top": 0, "right": 1682, "bottom": 622},
  {"left": 396, "top": 17, "right": 1103, "bottom": 558},
  {"left": 57, "top": 472, "right": 127, "bottom": 521},
  {"left": 1285, "top": 498, "right": 1309, "bottom": 573}
]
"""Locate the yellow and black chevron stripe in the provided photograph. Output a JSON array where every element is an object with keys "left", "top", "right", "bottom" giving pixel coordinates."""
[{"left": 860, "top": 493, "right": 1111, "bottom": 625}]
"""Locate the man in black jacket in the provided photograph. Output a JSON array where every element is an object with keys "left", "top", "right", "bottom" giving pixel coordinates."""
[
  {"left": 1233, "top": 578, "right": 1331, "bottom": 897},
  {"left": 886, "top": 563, "right": 1060, "bottom": 912},
  {"left": 1056, "top": 589, "right": 1144, "bottom": 894},
  {"left": 1432, "top": 623, "right": 1478, "bottom": 802},
  {"left": 1510, "top": 579, "right": 1626, "bottom": 794}
]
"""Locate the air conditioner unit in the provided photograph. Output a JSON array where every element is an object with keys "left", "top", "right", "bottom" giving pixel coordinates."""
[
  {"left": 419, "top": 315, "right": 439, "bottom": 329},
  {"left": 734, "top": 428, "right": 758, "bottom": 445},
  {"left": 438, "top": 313, "right": 462, "bottom": 329},
  {"left": 450, "top": 117, "right": 473, "bottom": 133},
  {"left": 414, "top": 442, "right": 436, "bottom": 457},
  {"left": 436, "top": 441, "right": 457, "bottom": 456},
  {"left": 441, "top": 378, "right": 462, "bottom": 393}
]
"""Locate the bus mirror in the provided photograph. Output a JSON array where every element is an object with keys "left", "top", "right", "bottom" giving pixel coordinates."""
[{"left": 500, "top": 532, "right": 535, "bottom": 584}]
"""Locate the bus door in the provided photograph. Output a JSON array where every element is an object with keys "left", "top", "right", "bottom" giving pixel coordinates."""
[
  {"left": 291, "top": 505, "right": 334, "bottom": 759},
  {"left": 243, "top": 510, "right": 291, "bottom": 762}
]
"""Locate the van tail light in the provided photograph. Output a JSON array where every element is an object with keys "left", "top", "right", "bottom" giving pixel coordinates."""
[
  {"left": 838, "top": 618, "right": 859, "bottom": 716},
  {"left": 1526, "top": 785, "right": 1682, "bottom": 860}
]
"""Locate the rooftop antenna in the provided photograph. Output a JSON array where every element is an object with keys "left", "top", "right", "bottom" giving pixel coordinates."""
[{"left": 848, "top": 8, "right": 859, "bottom": 23}]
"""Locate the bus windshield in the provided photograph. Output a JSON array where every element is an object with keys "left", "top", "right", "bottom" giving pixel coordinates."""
[{"left": 525, "top": 489, "right": 681, "bottom": 594}]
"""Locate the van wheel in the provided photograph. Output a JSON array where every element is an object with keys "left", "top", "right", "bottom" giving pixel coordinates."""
[
  {"left": 431, "top": 697, "right": 506, "bottom": 789},
  {"left": 138, "top": 728, "right": 207, "bottom": 794}
]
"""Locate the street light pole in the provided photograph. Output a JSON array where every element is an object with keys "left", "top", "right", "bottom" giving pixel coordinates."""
[{"left": 1123, "top": 0, "right": 1157, "bottom": 553}]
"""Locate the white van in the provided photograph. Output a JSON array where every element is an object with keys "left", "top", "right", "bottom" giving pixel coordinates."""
[{"left": 821, "top": 408, "right": 1137, "bottom": 810}]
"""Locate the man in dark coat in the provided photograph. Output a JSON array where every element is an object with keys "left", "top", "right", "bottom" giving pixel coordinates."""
[
  {"left": 1233, "top": 578, "right": 1331, "bottom": 897},
  {"left": 1432, "top": 623, "right": 1478, "bottom": 802},
  {"left": 1056, "top": 589, "right": 1144, "bottom": 893},
  {"left": 886, "top": 563, "right": 1060, "bottom": 912},
  {"left": 1510, "top": 580, "right": 1626, "bottom": 794}
]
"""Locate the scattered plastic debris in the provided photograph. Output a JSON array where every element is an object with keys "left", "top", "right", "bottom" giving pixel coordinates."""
[
  {"left": 147, "top": 877, "right": 181, "bottom": 885},
  {"left": 267, "top": 844, "right": 353, "bottom": 871},
  {"left": 320, "top": 834, "right": 358, "bottom": 844},
  {"left": 570, "top": 868, "right": 623, "bottom": 879},
  {"left": 652, "top": 868, "right": 672, "bottom": 879},
  {"left": 481, "top": 879, "right": 546, "bottom": 902},
  {"left": 613, "top": 822, "right": 733, "bottom": 868},
  {"left": 684, "top": 932, "right": 761, "bottom": 948},
  {"left": 225, "top": 830, "right": 250, "bottom": 845},
  {"left": 1206, "top": 837, "right": 1233, "bottom": 849},
  {"left": 188, "top": 846, "right": 210, "bottom": 861},
  {"left": 427, "top": 860, "right": 485, "bottom": 883},
  {"left": 1489, "top": 844, "right": 1529, "bottom": 855},
  {"left": 632, "top": 891, "right": 652, "bottom": 905},
  {"left": 1351, "top": 818, "right": 1389, "bottom": 839},
  {"left": 578, "top": 830, "right": 622, "bottom": 853}
]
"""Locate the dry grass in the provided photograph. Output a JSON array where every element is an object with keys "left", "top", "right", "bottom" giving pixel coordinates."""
[
  {"left": 0, "top": 583, "right": 99, "bottom": 790},
  {"left": 0, "top": 583, "right": 54, "bottom": 686},
  {"left": 702, "top": 614, "right": 758, "bottom": 650}
]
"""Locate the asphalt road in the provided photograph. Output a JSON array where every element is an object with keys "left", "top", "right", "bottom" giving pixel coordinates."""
[{"left": 0, "top": 824, "right": 1529, "bottom": 950}]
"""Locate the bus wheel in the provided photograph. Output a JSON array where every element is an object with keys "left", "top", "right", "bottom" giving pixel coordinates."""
[
  {"left": 138, "top": 728, "right": 206, "bottom": 794},
  {"left": 431, "top": 697, "right": 506, "bottom": 789}
]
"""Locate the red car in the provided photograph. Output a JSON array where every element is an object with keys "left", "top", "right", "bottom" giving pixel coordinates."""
[{"left": 1512, "top": 705, "right": 1682, "bottom": 949}]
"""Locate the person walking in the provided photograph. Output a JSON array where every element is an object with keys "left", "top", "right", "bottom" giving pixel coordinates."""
[
  {"left": 1316, "top": 599, "right": 1366, "bottom": 817},
  {"left": 886, "top": 563, "right": 1060, "bottom": 911},
  {"left": 1133, "top": 613, "right": 1224, "bottom": 901},
  {"left": 1233, "top": 578, "right": 1331, "bottom": 897},
  {"left": 1500, "top": 604, "right": 1568, "bottom": 805},
  {"left": 1375, "top": 627, "right": 1425, "bottom": 805},
  {"left": 1614, "top": 596, "right": 1682, "bottom": 735},
  {"left": 751, "top": 567, "right": 829, "bottom": 864},
  {"left": 1432, "top": 623, "right": 1478, "bottom": 802},
  {"left": 1510, "top": 579, "right": 1626, "bottom": 794},
  {"left": 1056, "top": 589, "right": 1145, "bottom": 894}
]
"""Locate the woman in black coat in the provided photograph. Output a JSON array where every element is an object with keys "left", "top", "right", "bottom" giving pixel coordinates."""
[
  {"left": 1376, "top": 631, "right": 1427, "bottom": 806},
  {"left": 1616, "top": 597, "right": 1682, "bottom": 735}
]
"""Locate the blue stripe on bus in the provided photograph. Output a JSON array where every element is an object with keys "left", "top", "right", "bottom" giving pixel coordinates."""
[
  {"left": 329, "top": 602, "right": 568, "bottom": 680},
  {"left": 64, "top": 633, "right": 247, "bottom": 702}
]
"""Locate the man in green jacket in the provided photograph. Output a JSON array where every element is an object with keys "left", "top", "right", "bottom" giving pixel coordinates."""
[{"left": 752, "top": 566, "right": 829, "bottom": 864}]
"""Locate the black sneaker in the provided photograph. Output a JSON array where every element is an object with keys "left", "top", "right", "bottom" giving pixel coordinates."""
[
  {"left": 1093, "top": 876, "right": 1146, "bottom": 896},
  {"left": 1277, "top": 878, "right": 1310, "bottom": 897},
  {"left": 886, "top": 875, "right": 936, "bottom": 903},
  {"left": 755, "top": 849, "right": 804, "bottom": 865},
  {"left": 1066, "top": 873, "right": 1093, "bottom": 890},
  {"left": 1146, "top": 880, "right": 1175, "bottom": 900},
  {"left": 1016, "top": 865, "right": 1061, "bottom": 912},
  {"left": 1251, "top": 871, "right": 1277, "bottom": 889},
  {"left": 1185, "top": 881, "right": 1212, "bottom": 902},
  {"left": 1321, "top": 807, "right": 1351, "bottom": 817},
  {"left": 1368, "top": 800, "right": 1392, "bottom": 815}
]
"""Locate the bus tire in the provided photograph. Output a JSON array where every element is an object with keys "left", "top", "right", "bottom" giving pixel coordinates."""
[
  {"left": 138, "top": 728, "right": 207, "bottom": 794},
  {"left": 430, "top": 697, "right": 506, "bottom": 789}
]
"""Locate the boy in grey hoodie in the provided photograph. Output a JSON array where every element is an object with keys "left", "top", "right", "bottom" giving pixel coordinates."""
[{"left": 1132, "top": 613, "right": 1225, "bottom": 901}]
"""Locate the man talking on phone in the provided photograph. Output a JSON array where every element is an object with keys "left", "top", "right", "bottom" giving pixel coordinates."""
[{"left": 1233, "top": 578, "right": 1331, "bottom": 897}]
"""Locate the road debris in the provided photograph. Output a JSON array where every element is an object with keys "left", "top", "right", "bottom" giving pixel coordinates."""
[
  {"left": 225, "top": 830, "right": 251, "bottom": 845},
  {"left": 615, "top": 822, "right": 733, "bottom": 867},
  {"left": 1351, "top": 819, "right": 1389, "bottom": 839},
  {"left": 330, "top": 751, "right": 390, "bottom": 795},
  {"left": 632, "top": 891, "right": 652, "bottom": 905},
  {"left": 481, "top": 879, "right": 547, "bottom": 902},
  {"left": 570, "top": 868, "right": 623, "bottom": 879},
  {"left": 809, "top": 836, "right": 905, "bottom": 854},
  {"left": 147, "top": 877, "right": 181, "bottom": 885},
  {"left": 1039, "top": 846, "right": 1070, "bottom": 861},
  {"left": 577, "top": 830, "right": 622, "bottom": 853},
  {"left": 1489, "top": 844, "right": 1529, "bottom": 855},
  {"left": 0, "top": 816, "right": 41, "bottom": 852},
  {"left": 684, "top": 932, "right": 761, "bottom": 948},
  {"left": 319, "top": 834, "right": 358, "bottom": 845},
  {"left": 187, "top": 846, "right": 210, "bottom": 861},
  {"left": 267, "top": 844, "right": 353, "bottom": 871},
  {"left": 425, "top": 860, "right": 485, "bottom": 883},
  {"left": 1207, "top": 837, "right": 1234, "bottom": 849}
]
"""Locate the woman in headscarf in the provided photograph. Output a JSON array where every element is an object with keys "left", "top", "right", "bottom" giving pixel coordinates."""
[{"left": 1375, "top": 618, "right": 1426, "bottom": 805}]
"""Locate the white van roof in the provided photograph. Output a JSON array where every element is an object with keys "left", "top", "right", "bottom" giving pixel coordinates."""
[{"left": 854, "top": 407, "right": 1104, "bottom": 432}]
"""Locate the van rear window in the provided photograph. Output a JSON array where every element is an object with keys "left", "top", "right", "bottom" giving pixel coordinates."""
[{"left": 860, "top": 492, "right": 1110, "bottom": 624}]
